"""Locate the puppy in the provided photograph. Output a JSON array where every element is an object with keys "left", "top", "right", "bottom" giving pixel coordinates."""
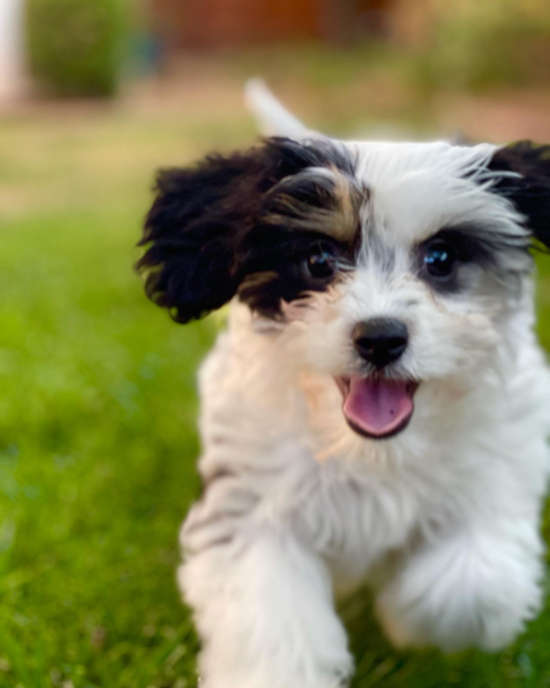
[{"left": 137, "top": 86, "right": 550, "bottom": 688}]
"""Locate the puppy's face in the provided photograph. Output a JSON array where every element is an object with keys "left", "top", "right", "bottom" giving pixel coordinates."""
[{"left": 138, "top": 137, "right": 550, "bottom": 442}]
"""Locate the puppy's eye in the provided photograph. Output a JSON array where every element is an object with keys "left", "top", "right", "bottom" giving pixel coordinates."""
[
  {"left": 304, "top": 248, "right": 335, "bottom": 281},
  {"left": 423, "top": 240, "right": 457, "bottom": 280}
]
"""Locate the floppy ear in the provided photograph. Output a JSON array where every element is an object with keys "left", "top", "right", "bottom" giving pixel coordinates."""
[
  {"left": 137, "top": 137, "right": 352, "bottom": 323},
  {"left": 488, "top": 141, "right": 550, "bottom": 249},
  {"left": 137, "top": 150, "right": 263, "bottom": 323}
]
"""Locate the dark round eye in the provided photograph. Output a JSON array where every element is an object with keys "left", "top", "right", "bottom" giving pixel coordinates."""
[
  {"left": 423, "top": 241, "right": 457, "bottom": 279},
  {"left": 304, "top": 248, "right": 335, "bottom": 281}
]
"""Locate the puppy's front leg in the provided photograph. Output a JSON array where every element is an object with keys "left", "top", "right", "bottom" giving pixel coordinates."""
[
  {"left": 375, "top": 520, "right": 543, "bottom": 653},
  {"left": 180, "top": 524, "right": 353, "bottom": 688}
]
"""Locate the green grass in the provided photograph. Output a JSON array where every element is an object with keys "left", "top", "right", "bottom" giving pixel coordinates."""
[{"left": 0, "top": 70, "right": 549, "bottom": 687}]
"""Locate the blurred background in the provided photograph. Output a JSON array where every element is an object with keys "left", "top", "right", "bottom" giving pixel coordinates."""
[{"left": 0, "top": 0, "right": 549, "bottom": 686}]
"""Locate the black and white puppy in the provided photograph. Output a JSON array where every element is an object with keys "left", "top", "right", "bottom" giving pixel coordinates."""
[{"left": 138, "top": 85, "right": 550, "bottom": 688}]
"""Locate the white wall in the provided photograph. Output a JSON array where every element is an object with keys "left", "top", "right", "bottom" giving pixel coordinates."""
[{"left": 0, "top": 0, "right": 25, "bottom": 101}]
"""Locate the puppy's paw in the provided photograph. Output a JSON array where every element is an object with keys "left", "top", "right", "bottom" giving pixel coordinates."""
[
  {"left": 319, "top": 658, "right": 354, "bottom": 688},
  {"left": 332, "top": 666, "right": 353, "bottom": 688},
  {"left": 375, "top": 593, "right": 433, "bottom": 651},
  {"left": 375, "top": 542, "right": 543, "bottom": 654},
  {"left": 198, "top": 653, "right": 354, "bottom": 688}
]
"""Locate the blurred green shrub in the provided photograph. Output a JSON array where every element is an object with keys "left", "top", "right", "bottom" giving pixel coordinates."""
[
  {"left": 415, "top": 0, "right": 550, "bottom": 91},
  {"left": 26, "top": 0, "right": 126, "bottom": 97}
]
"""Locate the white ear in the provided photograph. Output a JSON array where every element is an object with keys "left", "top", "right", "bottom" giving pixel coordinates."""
[{"left": 245, "top": 78, "right": 314, "bottom": 139}]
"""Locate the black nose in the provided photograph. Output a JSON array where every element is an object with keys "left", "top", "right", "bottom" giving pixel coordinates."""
[{"left": 352, "top": 318, "right": 408, "bottom": 369}]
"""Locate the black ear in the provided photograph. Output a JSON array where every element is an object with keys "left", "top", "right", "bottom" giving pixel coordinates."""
[
  {"left": 137, "top": 140, "right": 292, "bottom": 323},
  {"left": 487, "top": 141, "right": 550, "bottom": 249},
  {"left": 137, "top": 150, "right": 262, "bottom": 323},
  {"left": 137, "top": 137, "right": 355, "bottom": 323}
]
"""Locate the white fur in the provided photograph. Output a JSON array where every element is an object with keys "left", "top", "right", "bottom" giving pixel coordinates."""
[
  {"left": 245, "top": 78, "right": 312, "bottom": 138},
  {"left": 178, "top": 89, "right": 550, "bottom": 688}
]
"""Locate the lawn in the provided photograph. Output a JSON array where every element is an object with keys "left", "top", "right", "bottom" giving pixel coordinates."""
[{"left": 0, "top": 60, "right": 549, "bottom": 688}]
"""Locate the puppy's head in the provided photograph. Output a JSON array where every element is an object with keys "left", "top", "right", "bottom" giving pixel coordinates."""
[{"left": 138, "top": 136, "right": 550, "bottom": 442}]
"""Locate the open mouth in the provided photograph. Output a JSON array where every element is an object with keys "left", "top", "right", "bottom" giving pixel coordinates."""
[{"left": 335, "top": 375, "right": 419, "bottom": 440}]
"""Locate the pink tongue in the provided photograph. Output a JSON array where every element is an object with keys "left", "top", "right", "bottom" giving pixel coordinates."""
[{"left": 343, "top": 377, "right": 414, "bottom": 437}]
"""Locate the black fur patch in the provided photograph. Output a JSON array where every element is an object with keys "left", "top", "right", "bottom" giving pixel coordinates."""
[
  {"left": 417, "top": 223, "right": 530, "bottom": 295},
  {"left": 487, "top": 140, "right": 550, "bottom": 249},
  {"left": 137, "top": 137, "right": 358, "bottom": 323},
  {"left": 237, "top": 234, "right": 351, "bottom": 317}
]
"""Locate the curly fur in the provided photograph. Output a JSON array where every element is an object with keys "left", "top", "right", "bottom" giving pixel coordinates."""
[{"left": 138, "top": 89, "right": 550, "bottom": 688}]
